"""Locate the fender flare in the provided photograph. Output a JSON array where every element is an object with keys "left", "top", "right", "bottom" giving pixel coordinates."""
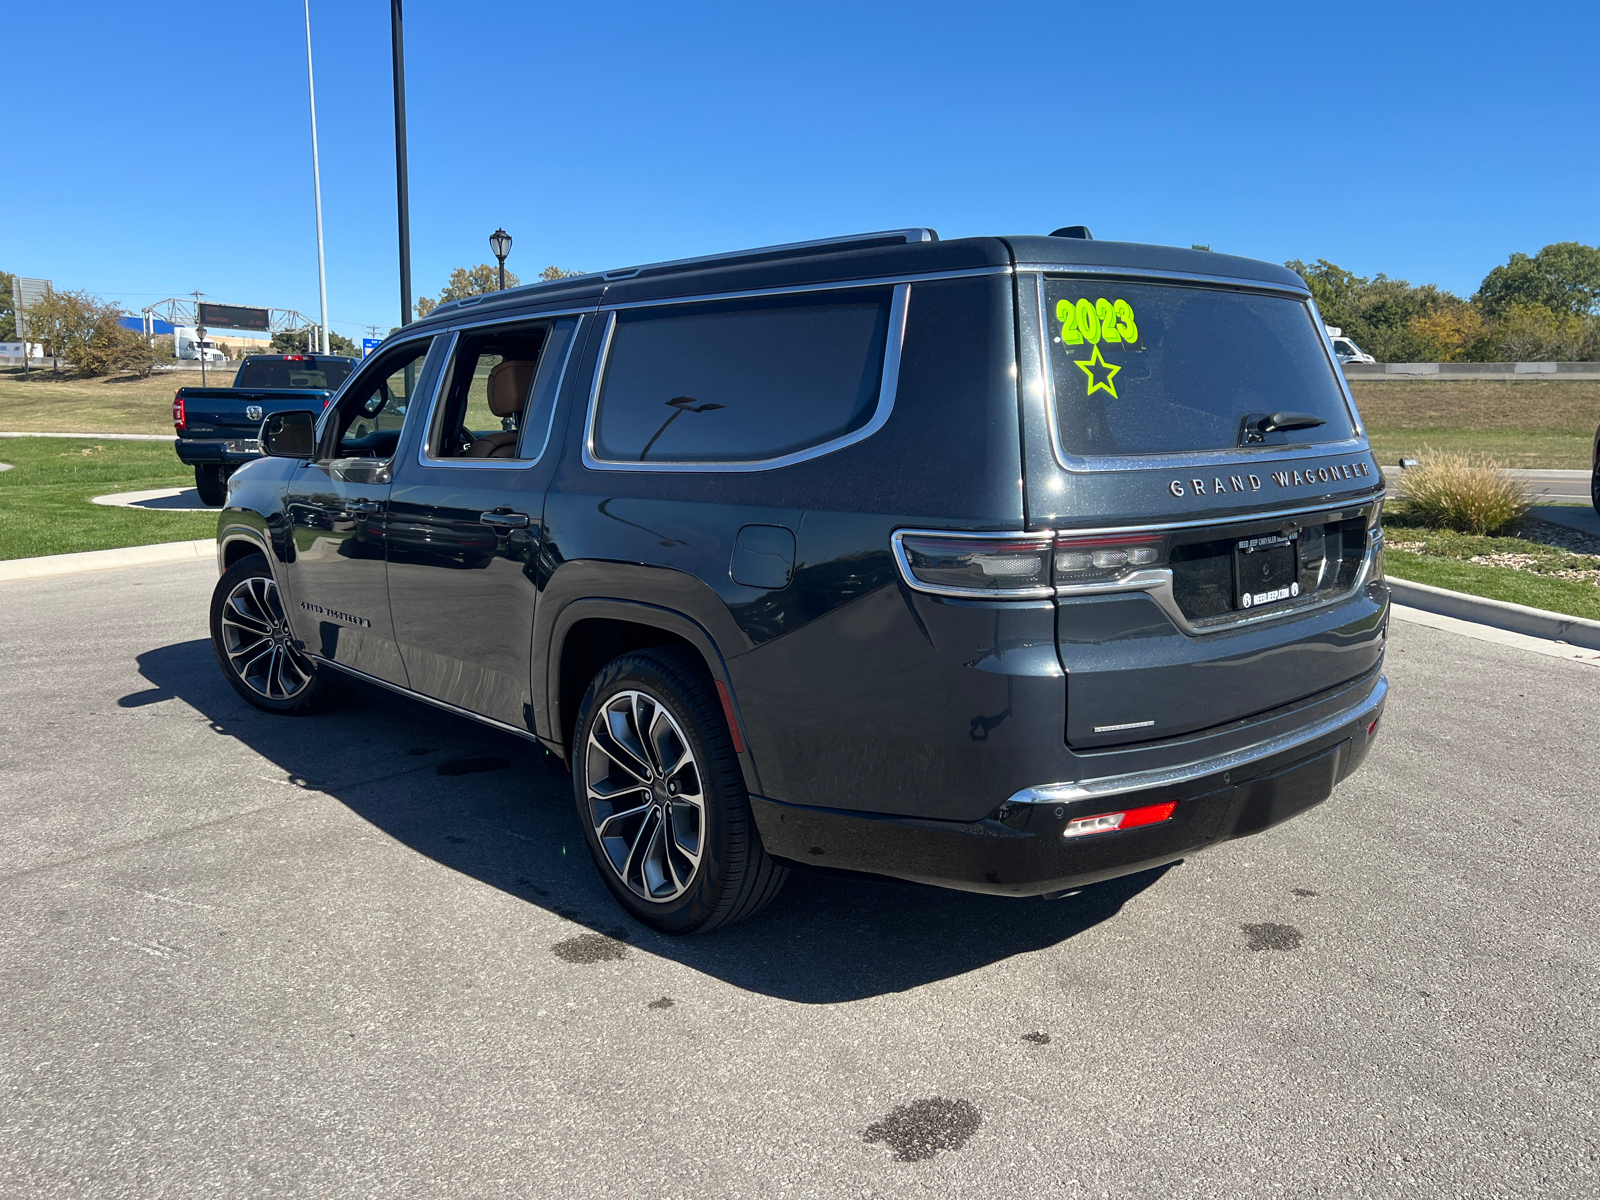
[{"left": 543, "top": 596, "right": 761, "bottom": 796}]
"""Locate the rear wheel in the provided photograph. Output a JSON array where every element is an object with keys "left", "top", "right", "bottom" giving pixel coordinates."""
[
  {"left": 209, "top": 555, "right": 333, "bottom": 714},
  {"left": 573, "top": 649, "right": 787, "bottom": 934},
  {"left": 195, "top": 464, "right": 228, "bottom": 507},
  {"left": 1591, "top": 462, "right": 1599, "bottom": 516}
]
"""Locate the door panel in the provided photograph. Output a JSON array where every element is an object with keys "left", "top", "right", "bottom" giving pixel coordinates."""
[{"left": 387, "top": 316, "right": 588, "bottom": 728}]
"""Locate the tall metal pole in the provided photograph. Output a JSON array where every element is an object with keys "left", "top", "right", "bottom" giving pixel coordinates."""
[
  {"left": 304, "top": 0, "right": 331, "bottom": 354},
  {"left": 391, "top": 0, "right": 413, "bottom": 327}
]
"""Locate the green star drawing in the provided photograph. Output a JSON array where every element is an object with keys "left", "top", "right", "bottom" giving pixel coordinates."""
[{"left": 1075, "top": 344, "right": 1121, "bottom": 398}]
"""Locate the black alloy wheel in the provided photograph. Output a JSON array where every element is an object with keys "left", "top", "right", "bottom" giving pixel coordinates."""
[
  {"left": 195, "top": 465, "right": 228, "bottom": 508},
  {"left": 573, "top": 648, "right": 787, "bottom": 934},
  {"left": 209, "top": 555, "right": 334, "bottom": 714}
]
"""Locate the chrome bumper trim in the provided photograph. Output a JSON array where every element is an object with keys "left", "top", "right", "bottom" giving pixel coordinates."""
[{"left": 1007, "top": 674, "right": 1387, "bottom": 807}]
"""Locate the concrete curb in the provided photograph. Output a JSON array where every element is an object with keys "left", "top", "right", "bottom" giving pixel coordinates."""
[
  {"left": 0, "top": 431, "right": 173, "bottom": 441},
  {"left": 1387, "top": 577, "right": 1600, "bottom": 652},
  {"left": 0, "top": 539, "right": 214, "bottom": 583}
]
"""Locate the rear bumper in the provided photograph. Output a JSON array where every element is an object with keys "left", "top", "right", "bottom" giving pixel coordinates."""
[
  {"left": 753, "top": 674, "right": 1385, "bottom": 897},
  {"left": 174, "top": 438, "right": 260, "bottom": 465}
]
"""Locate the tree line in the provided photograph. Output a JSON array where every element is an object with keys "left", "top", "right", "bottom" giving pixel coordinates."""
[
  {"left": 413, "top": 263, "right": 583, "bottom": 319},
  {"left": 1288, "top": 241, "right": 1600, "bottom": 363}
]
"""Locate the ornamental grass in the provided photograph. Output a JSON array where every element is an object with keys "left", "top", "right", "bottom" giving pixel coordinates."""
[{"left": 1396, "top": 450, "right": 1531, "bottom": 536}]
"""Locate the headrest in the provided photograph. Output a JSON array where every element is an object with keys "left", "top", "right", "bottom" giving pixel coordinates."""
[{"left": 486, "top": 359, "right": 538, "bottom": 417}]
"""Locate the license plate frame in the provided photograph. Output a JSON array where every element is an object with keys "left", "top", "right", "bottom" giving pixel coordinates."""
[
  {"left": 225, "top": 438, "right": 261, "bottom": 455},
  {"left": 1235, "top": 535, "right": 1299, "bottom": 611}
]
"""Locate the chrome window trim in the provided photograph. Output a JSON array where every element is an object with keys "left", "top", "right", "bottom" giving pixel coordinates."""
[
  {"left": 413, "top": 314, "right": 584, "bottom": 471},
  {"left": 599, "top": 265, "right": 1007, "bottom": 313},
  {"left": 889, "top": 528, "right": 1057, "bottom": 600},
  {"left": 1005, "top": 675, "right": 1387, "bottom": 807},
  {"left": 1014, "top": 262, "right": 1311, "bottom": 298},
  {"left": 1028, "top": 272, "right": 1369, "bottom": 474},
  {"left": 582, "top": 281, "right": 912, "bottom": 474}
]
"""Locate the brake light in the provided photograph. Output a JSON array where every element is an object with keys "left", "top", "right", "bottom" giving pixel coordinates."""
[
  {"left": 1063, "top": 800, "right": 1178, "bottom": 839},
  {"left": 1053, "top": 532, "right": 1165, "bottom": 583},
  {"left": 172, "top": 393, "right": 185, "bottom": 431},
  {"left": 894, "top": 532, "right": 1054, "bottom": 596},
  {"left": 283, "top": 354, "right": 309, "bottom": 361}
]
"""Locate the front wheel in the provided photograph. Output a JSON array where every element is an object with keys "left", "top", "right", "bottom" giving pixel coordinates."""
[
  {"left": 195, "top": 464, "right": 228, "bottom": 507},
  {"left": 573, "top": 649, "right": 787, "bottom": 934},
  {"left": 209, "top": 555, "right": 334, "bottom": 714}
]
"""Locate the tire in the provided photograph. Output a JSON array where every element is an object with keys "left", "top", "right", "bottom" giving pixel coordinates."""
[
  {"left": 209, "top": 555, "right": 334, "bottom": 714},
  {"left": 573, "top": 649, "right": 787, "bottom": 934},
  {"left": 195, "top": 464, "right": 227, "bottom": 508},
  {"left": 1591, "top": 465, "right": 1600, "bottom": 517}
]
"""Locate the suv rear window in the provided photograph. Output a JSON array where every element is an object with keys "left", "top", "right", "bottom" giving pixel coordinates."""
[
  {"left": 591, "top": 289, "right": 893, "bottom": 464},
  {"left": 235, "top": 357, "right": 354, "bottom": 391},
  {"left": 1042, "top": 279, "right": 1354, "bottom": 457}
]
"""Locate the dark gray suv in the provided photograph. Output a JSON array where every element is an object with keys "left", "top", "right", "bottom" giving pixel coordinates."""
[{"left": 212, "top": 227, "right": 1388, "bottom": 933}]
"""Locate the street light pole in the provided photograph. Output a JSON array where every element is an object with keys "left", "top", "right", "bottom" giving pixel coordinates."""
[
  {"left": 391, "top": 0, "right": 413, "bottom": 327},
  {"left": 490, "top": 228, "right": 512, "bottom": 291},
  {"left": 304, "top": 0, "right": 330, "bottom": 355}
]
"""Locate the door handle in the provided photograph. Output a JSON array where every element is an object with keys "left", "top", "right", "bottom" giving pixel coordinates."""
[
  {"left": 480, "top": 511, "right": 530, "bottom": 530},
  {"left": 347, "top": 500, "right": 381, "bottom": 514}
]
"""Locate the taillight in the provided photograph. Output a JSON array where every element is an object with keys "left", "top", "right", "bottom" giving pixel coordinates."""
[
  {"left": 893, "top": 532, "right": 1054, "bottom": 597},
  {"left": 1052, "top": 532, "right": 1165, "bottom": 584},
  {"left": 1063, "top": 800, "right": 1177, "bottom": 839},
  {"left": 172, "top": 394, "right": 185, "bottom": 431}
]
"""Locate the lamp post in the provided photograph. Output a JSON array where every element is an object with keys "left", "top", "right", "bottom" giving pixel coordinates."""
[{"left": 490, "top": 228, "right": 512, "bottom": 291}]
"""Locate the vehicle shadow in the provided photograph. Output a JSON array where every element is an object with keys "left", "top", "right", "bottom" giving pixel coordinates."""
[{"left": 128, "top": 638, "right": 1177, "bottom": 1004}]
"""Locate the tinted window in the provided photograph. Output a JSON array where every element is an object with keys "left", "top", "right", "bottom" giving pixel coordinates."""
[
  {"left": 1043, "top": 280, "right": 1354, "bottom": 456},
  {"left": 235, "top": 357, "right": 354, "bottom": 390},
  {"left": 592, "top": 290, "right": 893, "bottom": 464}
]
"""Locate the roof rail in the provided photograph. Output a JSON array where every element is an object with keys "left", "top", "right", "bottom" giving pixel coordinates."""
[{"left": 429, "top": 228, "right": 938, "bottom": 315}]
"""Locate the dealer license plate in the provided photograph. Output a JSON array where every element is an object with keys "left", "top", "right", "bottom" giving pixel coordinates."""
[
  {"left": 225, "top": 439, "right": 261, "bottom": 454},
  {"left": 1235, "top": 534, "right": 1299, "bottom": 610}
]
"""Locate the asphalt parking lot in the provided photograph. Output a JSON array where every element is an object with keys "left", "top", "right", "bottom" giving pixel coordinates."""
[{"left": 3, "top": 561, "right": 1597, "bottom": 1198}]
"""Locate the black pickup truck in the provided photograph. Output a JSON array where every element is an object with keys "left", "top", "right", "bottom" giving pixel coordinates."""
[{"left": 173, "top": 353, "right": 356, "bottom": 505}]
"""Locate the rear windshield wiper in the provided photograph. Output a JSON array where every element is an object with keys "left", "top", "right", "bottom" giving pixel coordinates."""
[{"left": 1239, "top": 411, "right": 1327, "bottom": 445}]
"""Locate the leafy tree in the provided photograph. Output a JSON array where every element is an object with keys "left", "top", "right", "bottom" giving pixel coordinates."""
[
  {"left": 1407, "top": 302, "right": 1489, "bottom": 362},
  {"left": 1286, "top": 259, "right": 1459, "bottom": 363},
  {"left": 0, "top": 270, "right": 14, "bottom": 342},
  {"left": 415, "top": 263, "right": 522, "bottom": 318},
  {"left": 540, "top": 265, "right": 585, "bottom": 280},
  {"left": 1490, "top": 302, "right": 1594, "bottom": 361},
  {"left": 23, "top": 287, "right": 159, "bottom": 376},
  {"left": 328, "top": 330, "right": 358, "bottom": 357},
  {"left": 270, "top": 329, "right": 319, "bottom": 354},
  {"left": 1475, "top": 242, "right": 1600, "bottom": 318}
]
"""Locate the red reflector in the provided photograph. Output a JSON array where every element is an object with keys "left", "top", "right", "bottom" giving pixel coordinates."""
[
  {"left": 1063, "top": 799, "right": 1178, "bottom": 839},
  {"left": 714, "top": 679, "right": 746, "bottom": 754},
  {"left": 1367, "top": 717, "right": 1380, "bottom": 736}
]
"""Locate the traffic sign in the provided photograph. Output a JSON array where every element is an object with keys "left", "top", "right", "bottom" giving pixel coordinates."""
[{"left": 362, "top": 338, "right": 382, "bottom": 358}]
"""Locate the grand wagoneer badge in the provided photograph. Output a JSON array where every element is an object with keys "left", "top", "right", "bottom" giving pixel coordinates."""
[{"left": 1168, "top": 461, "right": 1373, "bottom": 497}]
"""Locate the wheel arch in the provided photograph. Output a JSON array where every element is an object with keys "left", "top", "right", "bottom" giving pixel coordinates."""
[
  {"left": 217, "top": 526, "right": 272, "bottom": 574},
  {"left": 546, "top": 598, "right": 761, "bottom": 796}
]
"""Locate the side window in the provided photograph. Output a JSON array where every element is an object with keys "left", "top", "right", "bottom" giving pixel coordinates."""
[
  {"left": 330, "top": 340, "right": 433, "bottom": 459},
  {"left": 591, "top": 288, "right": 895, "bottom": 464},
  {"left": 427, "top": 318, "right": 578, "bottom": 461}
]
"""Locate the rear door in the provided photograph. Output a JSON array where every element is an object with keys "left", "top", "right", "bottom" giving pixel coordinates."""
[
  {"left": 385, "top": 314, "right": 590, "bottom": 728},
  {"left": 1016, "top": 270, "right": 1387, "bottom": 749}
]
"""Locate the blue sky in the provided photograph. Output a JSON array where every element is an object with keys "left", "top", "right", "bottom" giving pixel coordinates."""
[{"left": 6, "top": 1, "right": 1596, "bottom": 340}]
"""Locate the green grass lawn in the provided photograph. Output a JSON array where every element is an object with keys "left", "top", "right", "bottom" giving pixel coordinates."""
[
  {"left": 1382, "top": 519, "right": 1600, "bottom": 621},
  {"left": 1386, "top": 551, "right": 1600, "bottom": 620},
  {"left": 0, "top": 365, "right": 231, "bottom": 435},
  {"left": 0, "top": 438, "right": 216, "bottom": 560},
  {"left": 1351, "top": 379, "right": 1600, "bottom": 470}
]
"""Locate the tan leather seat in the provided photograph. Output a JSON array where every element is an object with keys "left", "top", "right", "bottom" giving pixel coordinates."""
[{"left": 464, "top": 359, "right": 538, "bottom": 458}]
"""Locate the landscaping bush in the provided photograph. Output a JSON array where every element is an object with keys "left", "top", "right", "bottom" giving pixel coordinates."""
[{"left": 1396, "top": 451, "right": 1530, "bottom": 535}]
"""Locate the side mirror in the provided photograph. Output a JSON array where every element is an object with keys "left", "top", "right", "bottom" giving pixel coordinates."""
[{"left": 261, "top": 409, "right": 318, "bottom": 458}]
